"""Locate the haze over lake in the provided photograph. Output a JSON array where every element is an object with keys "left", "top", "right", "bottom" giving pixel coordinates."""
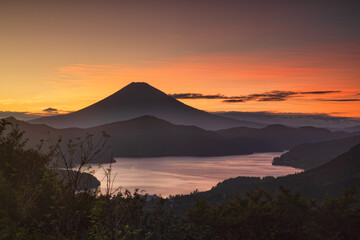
[{"left": 92, "top": 152, "right": 302, "bottom": 197}]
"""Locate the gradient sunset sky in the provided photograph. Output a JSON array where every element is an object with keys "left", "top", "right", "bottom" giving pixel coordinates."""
[{"left": 1, "top": 0, "right": 359, "bottom": 118}]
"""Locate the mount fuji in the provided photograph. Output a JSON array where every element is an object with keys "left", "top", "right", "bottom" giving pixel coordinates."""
[{"left": 29, "top": 82, "right": 261, "bottom": 130}]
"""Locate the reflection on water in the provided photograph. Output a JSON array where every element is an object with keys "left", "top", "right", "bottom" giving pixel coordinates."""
[{"left": 91, "top": 152, "right": 302, "bottom": 197}]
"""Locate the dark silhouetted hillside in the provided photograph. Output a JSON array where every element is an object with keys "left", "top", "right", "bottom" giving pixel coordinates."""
[
  {"left": 273, "top": 135, "right": 360, "bottom": 170},
  {"left": 2, "top": 116, "right": 85, "bottom": 148}
]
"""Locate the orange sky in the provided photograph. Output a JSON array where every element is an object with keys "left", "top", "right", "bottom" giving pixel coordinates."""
[{"left": 1, "top": 0, "right": 360, "bottom": 118}]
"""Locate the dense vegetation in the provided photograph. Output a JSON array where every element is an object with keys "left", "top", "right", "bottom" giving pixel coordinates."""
[{"left": 1, "top": 119, "right": 359, "bottom": 239}]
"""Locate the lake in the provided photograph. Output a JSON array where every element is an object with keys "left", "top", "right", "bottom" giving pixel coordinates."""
[{"left": 91, "top": 152, "right": 302, "bottom": 197}]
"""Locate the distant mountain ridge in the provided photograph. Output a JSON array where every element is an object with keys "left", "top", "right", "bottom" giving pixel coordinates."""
[
  {"left": 29, "top": 82, "right": 262, "bottom": 130},
  {"left": 213, "top": 111, "right": 360, "bottom": 130},
  {"left": 6, "top": 116, "right": 358, "bottom": 160},
  {"left": 344, "top": 125, "right": 360, "bottom": 132},
  {"left": 4, "top": 116, "right": 273, "bottom": 160},
  {"left": 217, "top": 124, "right": 357, "bottom": 150}
]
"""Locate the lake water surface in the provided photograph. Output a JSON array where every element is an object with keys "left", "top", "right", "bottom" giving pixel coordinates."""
[{"left": 92, "top": 152, "right": 302, "bottom": 197}]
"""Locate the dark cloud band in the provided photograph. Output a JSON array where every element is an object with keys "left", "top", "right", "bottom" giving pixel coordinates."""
[
  {"left": 43, "top": 107, "right": 58, "bottom": 113},
  {"left": 300, "top": 91, "right": 341, "bottom": 94},
  {"left": 319, "top": 99, "right": 360, "bottom": 102},
  {"left": 169, "top": 93, "right": 227, "bottom": 99},
  {"left": 170, "top": 90, "right": 341, "bottom": 103}
]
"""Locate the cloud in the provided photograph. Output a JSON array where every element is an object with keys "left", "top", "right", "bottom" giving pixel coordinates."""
[
  {"left": 170, "top": 90, "right": 299, "bottom": 102},
  {"left": 222, "top": 91, "right": 298, "bottom": 103},
  {"left": 247, "top": 91, "right": 298, "bottom": 102},
  {"left": 169, "top": 93, "right": 227, "bottom": 99},
  {"left": 171, "top": 89, "right": 343, "bottom": 103},
  {"left": 41, "top": 107, "right": 74, "bottom": 116},
  {"left": 43, "top": 107, "right": 58, "bottom": 113},
  {"left": 300, "top": 91, "right": 341, "bottom": 94},
  {"left": 222, "top": 99, "right": 245, "bottom": 103},
  {"left": 319, "top": 99, "right": 360, "bottom": 102}
]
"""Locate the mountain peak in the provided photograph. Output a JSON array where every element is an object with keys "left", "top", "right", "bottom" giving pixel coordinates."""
[
  {"left": 124, "top": 82, "right": 153, "bottom": 89},
  {"left": 123, "top": 82, "right": 159, "bottom": 91},
  {"left": 111, "top": 82, "right": 168, "bottom": 100},
  {"left": 128, "top": 81, "right": 151, "bottom": 86}
]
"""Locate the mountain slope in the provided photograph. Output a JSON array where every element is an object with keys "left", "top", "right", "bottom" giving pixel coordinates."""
[
  {"left": 29, "top": 82, "right": 261, "bottom": 130},
  {"left": 217, "top": 124, "right": 356, "bottom": 150},
  {"left": 90, "top": 115, "right": 273, "bottom": 157},
  {"left": 2, "top": 116, "right": 85, "bottom": 149},
  {"left": 273, "top": 135, "right": 360, "bottom": 170},
  {"left": 4, "top": 116, "right": 273, "bottom": 159}
]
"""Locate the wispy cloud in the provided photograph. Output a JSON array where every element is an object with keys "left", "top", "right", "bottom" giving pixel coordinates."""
[
  {"left": 241, "top": 91, "right": 298, "bottom": 102},
  {"left": 220, "top": 99, "right": 243, "bottom": 103},
  {"left": 43, "top": 107, "right": 58, "bottom": 113},
  {"left": 319, "top": 99, "right": 360, "bottom": 102},
  {"left": 300, "top": 91, "right": 341, "bottom": 94},
  {"left": 169, "top": 93, "right": 228, "bottom": 99},
  {"left": 170, "top": 90, "right": 342, "bottom": 103}
]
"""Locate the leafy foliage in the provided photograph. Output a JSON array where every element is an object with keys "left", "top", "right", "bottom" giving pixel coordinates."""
[{"left": 0, "top": 119, "right": 359, "bottom": 239}]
